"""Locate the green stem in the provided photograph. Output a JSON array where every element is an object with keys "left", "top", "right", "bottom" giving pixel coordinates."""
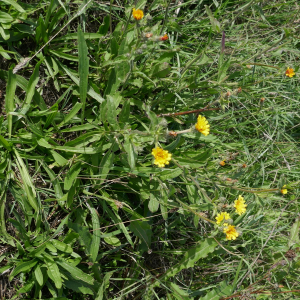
[{"left": 160, "top": 0, "right": 172, "bottom": 35}]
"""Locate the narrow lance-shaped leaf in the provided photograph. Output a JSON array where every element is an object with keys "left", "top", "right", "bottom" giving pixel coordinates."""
[
  {"left": 57, "top": 102, "right": 82, "bottom": 128},
  {"left": 205, "top": 5, "right": 221, "bottom": 33},
  {"left": 64, "top": 162, "right": 81, "bottom": 191},
  {"left": 99, "top": 151, "right": 115, "bottom": 183},
  {"left": 46, "top": 260, "right": 62, "bottom": 289},
  {"left": 1, "top": 0, "right": 26, "bottom": 13},
  {"left": 124, "top": 135, "right": 137, "bottom": 171},
  {"left": 5, "top": 68, "right": 16, "bottom": 138},
  {"left": 161, "top": 238, "right": 217, "bottom": 282},
  {"left": 289, "top": 218, "right": 300, "bottom": 248},
  {"left": 9, "top": 259, "right": 38, "bottom": 281},
  {"left": 56, "top": 260, "right": 95, "bottom": 285},
  {"left": 41, "top": 161, "right": 64, "bottom": 200},
  {"left": 0, "top": 188, "right": 15, "bottom": 246},
  {"left": 57, "top": 60, "right": 104, "bottom": 103},
  {"left": 86, "top": 201, "right": 100, "bottom": 263},
  {"left": 78, "top": 26, "right": 89, "bottom": 123},
  {"left": 19, "top": 59, "right": 43, "bottom": 116},
  {"left": 95, "top": 271, "right": 114, "bottom": 300},
  {"left": 14, "top": 149, "right": 39, "bottom": 212}
]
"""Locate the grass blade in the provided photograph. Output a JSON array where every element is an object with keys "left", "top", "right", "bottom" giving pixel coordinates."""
[
  {"left": 78, "top": 26, "right": 89, "bottom": 123},
  {"left": 5, "top": 68, "right": 16, "bottom": 138}
]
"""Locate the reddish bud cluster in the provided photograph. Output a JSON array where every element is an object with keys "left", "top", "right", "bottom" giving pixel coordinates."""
[{"left": 160, "top": 34, "right": 168, "bottom": 41}]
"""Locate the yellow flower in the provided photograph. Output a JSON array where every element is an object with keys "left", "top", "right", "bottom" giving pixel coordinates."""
[
  {"left": 220, "top": 160, "right": 226, "bottom": 166},
  {"left": 195, "top": 115, "right": 210, "bottom": 136},
  {"left": 132, "top": 8, "right": 144, "bottom": 20},
  {"left": 234, "top": 195, "right": 247, "bottom": 215},
  {"left": 281, "top": 185, "right": 287, "bottom": 195},
  {"left": 215, "top": 212, "right": 230, "bottom": 225},
  {"left": 152, "top": 147, "right": 172, "bottom": 168},
  {"left": 223, "top": 225, "right": 239, "bottom": 240},
  {"left": 285, "top": 67, "right": 295, "bottom": 78}
]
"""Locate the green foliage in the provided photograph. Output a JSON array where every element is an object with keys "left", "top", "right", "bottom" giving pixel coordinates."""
[{"left": 0, "top": 0, "right": 300, "bottom": 299}]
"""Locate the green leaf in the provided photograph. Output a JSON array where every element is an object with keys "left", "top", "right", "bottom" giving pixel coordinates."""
[
  {"left": 149, "top": 181, "right": 160, "bottom": 213},
  {"left": 106, "top": 95, "right": 120, "bottom": 130},
  {"left": 38, "top": 138, "right": 104, "bottom": 154},
  {"left": 169, "top": 283, "right": 192, "bottom": 300},
  {"left": 1, "top": 0, "right": 26, "bottom": 12},
  {"left": 124, "top": 135, "right": 137, "bottom": 171},
  {"left": 50, "top": 150, "right": 68, "bottom": 166},
  {"left": 46, "top": 260, "right": 62, "bottom": 289},
  {"left": 99, "top": 151, "right": 115, "bottom": 182},
  {"left": 64, "top": 162, "right": 81, "bottom": 191},
  {"left": 0, "top": 25, "right": 10, "bottom": 40},
  {"left": 205, "top": 5, "right": 221, "bottom": 33},
  {"left": 148, "top": 194, "right": 159, "bottom": 213},
  {"left": 119, "top": 100, "right": 130, "bottom": 128},
  {"left": 16, "top": 279, "right": 35, "bottom": 296},
  {"left": 99, "top": 196, "right": 133, "bottom": 246},
  {"left": 14, "top": 149, "right": 39, "bottom": 211},
  {"left": 46, "top": 242, "right": 57, "bottom": 253},
  {"left": 150, "top": 62, "right": 171, "bottom": 78},
  {"left": 104, "top": 68, "right": 120, "bottom": 96},
  {"left": 28, "top": 243, "right": 47, "bottom": 257},
  {"left": 51, "top": 239, "right": 73, "bottom": 254},
  {"left": 34, "top": 265, "right": 44, "bottom": 286},
  {"left": 0, "top": 71, "right": 44, "bottom": 109},
  {"left": 164, "top": 135, "right": 184, "bottom": 152},
  {"left": 95, "top": 271, "right": 114, "bottom": 300},
  {"left": 110, "top": 37, "right": 119, "bottom": 56},
  {"left": 0, "top": 11, "right": 14, "bottom": 23},
  {"left": 158, "top": 168, "right": 183, "bottom": 181},
  {"left": 0, "top": 45, "right": 11, "bottom": 59},
  {"left": 19, "top": 59, "right": 43, "bottom": 116},
  {"left": 199, "top": 281, "right": 233, "bottom": 300},
  {"left": 104, "top": 236, "right": 121, "bottom": 246},
  {"left": 50, "top": 49, "right": 78, "bottom": 62},
  {"left": 162, "top": 238, "right": 218, "bottom": 281},
  {"left": 289, "top": 218, "right": 300, "bottom": 248},
  {"left": 68, "top": 222, "right": 93, "bottom": 252},
  {"left": 86, "top": 201, "right": 101, "bottom": 262},
  {"left": 0, "top": 135, "right": 12, "bottom": 151},
  {"left": 57, "top": 102, "right": 82, "bottom": 128},
  {"left": 5, "top": 68, "right": 16, "bottom": 138},
  {"left": 98, "top": 15, "right": 110, "bottom": 35},
  {"left": 57, "top": 61, "right": 104, "bottom": 103},
  {"left": 116, "top": 60, "right": 130, "bottom": 82},
  {"left": 53, "top": 32, "right": 104, "bottom": 41},
  {"left": 41, "top": 162, "right": 64, "bottom": 200},
  {"left": 56, "top": 260, "right": 95, "bottom": 285},
  {"left": 9, "top": 259, "right": 38, "bottom": 281},
  {"left": 78, "top": 26, "right": 89, "bottom": 123},
  {"left": 61, "top": 123, "right": 97, "bottom": 132},
  {"left": 63, "top": 278, "right": 94, "bottom": 295},
  {"left": 160, "top": 183, "right": 169, "bottom": 220},
  {"left": 218, "top": 59, "right": 231, "bottom": 83},
  {"left": 129, "top": 214, "right": 152, "bottom": 251}
]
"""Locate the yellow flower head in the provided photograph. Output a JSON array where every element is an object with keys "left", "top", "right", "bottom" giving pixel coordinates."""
[
  {"left": 152, "top": 147, "right": 172, "bottom": 168},
  {"left": 234, "top": 195, "right": 247, "bottom": 215},
  {"left": 220, "top": 160, "right": 226, "bottom": 166},
  {"left": 281, "top": 185, "right": 287, "bottom": 195},
  {"left": 195, "top": 115, "right": 210, "bottom": 136},
  {"left": 132, "top": 8, "right": 144, "bottom": 20},
  {"left": 285, "top": 67, "right": 295, "bottom": 78},
  {"left": 223, "top": 225, "right": 239, "bottom": 240},
  {"left": 215, "top": 212, "right": 230, "bottom": 225}
]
